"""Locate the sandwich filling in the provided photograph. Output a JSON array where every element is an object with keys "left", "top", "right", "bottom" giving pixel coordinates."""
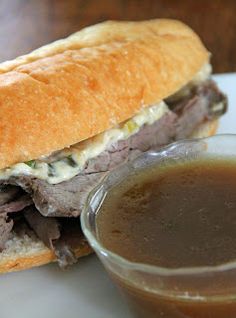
[{"left": 0, "top": 67, "right": 227, "bottom": 267}]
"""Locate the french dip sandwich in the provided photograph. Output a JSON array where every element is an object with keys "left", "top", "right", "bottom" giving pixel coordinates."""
[{"left": 0, "top": 19, "right": 227, "bottom": 273}]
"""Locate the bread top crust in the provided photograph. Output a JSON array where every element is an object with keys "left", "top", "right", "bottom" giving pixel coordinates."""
[{"left": 0, "top": 19, "right": 209, "bottom": 169}]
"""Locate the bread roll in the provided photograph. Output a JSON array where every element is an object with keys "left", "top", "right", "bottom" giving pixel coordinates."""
[{"left": 0, "top": 19, "right": 209, "bottom": 170}]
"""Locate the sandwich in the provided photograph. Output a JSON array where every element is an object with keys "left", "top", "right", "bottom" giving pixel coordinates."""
[{"left": 0, "top": 19, "right": 227, "bottom": 273}]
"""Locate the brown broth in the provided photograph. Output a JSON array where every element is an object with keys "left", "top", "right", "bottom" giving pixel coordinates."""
[
  {"left": 97, "top": 159, "right": 236, "bottom": 268},
  {"left": 114, "top": 278, "right": 236, "bottom": 318},
  {"left": 96, "top": 159, "right": 236, "bottom": 317}
]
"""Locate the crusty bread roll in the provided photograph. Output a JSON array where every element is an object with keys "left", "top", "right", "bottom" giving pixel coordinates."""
[
  {"left": 0, "top": 229, "right": 92, "bottom": 274},
  {"left": 0, "top": 19, "right": 209, "bottom": 170},
  {"left": 0, "top": 120, "right": 218, "bottom": 274}
]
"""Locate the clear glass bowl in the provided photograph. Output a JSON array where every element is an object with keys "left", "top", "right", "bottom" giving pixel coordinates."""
[{"left": 81, "top": 134, "right": 236, "bottom": 318}]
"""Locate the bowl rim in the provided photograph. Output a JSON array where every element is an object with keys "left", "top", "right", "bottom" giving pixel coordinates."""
[{"left": 81, "top": 134, "right": 236, "bottom": 277}]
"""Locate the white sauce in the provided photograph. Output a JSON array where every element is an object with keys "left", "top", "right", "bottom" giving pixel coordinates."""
[{"left": 0, "top": 62, "right": 212, "bottom": 184}]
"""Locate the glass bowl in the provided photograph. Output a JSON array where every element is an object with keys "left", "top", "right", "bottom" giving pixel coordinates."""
[{"left": 81, "top": 134, "right": 236, "bottom": 318}]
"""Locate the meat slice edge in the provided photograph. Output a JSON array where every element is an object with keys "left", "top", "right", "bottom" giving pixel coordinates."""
[
  {"left": 0, "top": 186, "right": 32, "bottom": 250},
  {"left": 24, "top": 206, "right": 77, "bottom": 267}
]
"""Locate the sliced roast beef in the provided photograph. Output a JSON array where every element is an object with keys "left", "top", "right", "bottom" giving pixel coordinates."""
[
  {"left": 170, "top": 81, "right": 227, "bottom": 139},
  {"left": 166, "top": 80, "right": 227, "bottom": 117},
  {"left": 0, "top": 186, "right": 21, "bottom": 206},
  {"left": 0, "top": 187, "right": 32, "bottom": 250},
  {"left": 84, "top": 111, "right": 177, "bottom": 175},
  {"left": 0, "top": 216, "right": 13, "bottom": 251},
  {"left": 53, "top": 219, "right": 86, "bottom": 268},
  {"left": 24, "top": 206, "right": 61, "bottom": 248},
  {"left": 10, "top": 172, "right": 107, "bottom": 217},
  {"left": 53, "top": 241, "right": 77, "bottom": 268},
  {"left": 24, "top": 206, "right": 83, "bottom": 267},
  {"left": 0, "top": 194, "right": 32, "bottom": 214}
]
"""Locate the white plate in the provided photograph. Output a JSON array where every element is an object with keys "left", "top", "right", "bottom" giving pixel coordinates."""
[{"left": 0, "top": 74, "right": 235, "bottom": 318}]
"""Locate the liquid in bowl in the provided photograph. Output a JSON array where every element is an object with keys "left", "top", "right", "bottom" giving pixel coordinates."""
[{"left": 81, "top": 135, "right": 236, "bottom": 318}]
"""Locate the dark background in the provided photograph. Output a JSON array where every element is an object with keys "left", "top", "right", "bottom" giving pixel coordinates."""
[{"left": 0, "top": 0, "right": 235, "bottom": 73}]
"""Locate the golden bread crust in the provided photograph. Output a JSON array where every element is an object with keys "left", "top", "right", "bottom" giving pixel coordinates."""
[
  {"left": 0, "top": 240, "right": 92, "bottom": 274},
  {"left": 0, "top": 19, "right": 209, "bottom": 169}
]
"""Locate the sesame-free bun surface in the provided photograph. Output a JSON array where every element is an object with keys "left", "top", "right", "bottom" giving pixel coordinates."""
[{"left": 0, "top": 19, "right": 209, "bottom": 170}]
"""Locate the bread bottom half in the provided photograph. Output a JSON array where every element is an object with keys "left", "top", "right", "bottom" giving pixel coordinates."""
[{"left": 0, "top": 119, "right": 218, "bottom": 274}]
